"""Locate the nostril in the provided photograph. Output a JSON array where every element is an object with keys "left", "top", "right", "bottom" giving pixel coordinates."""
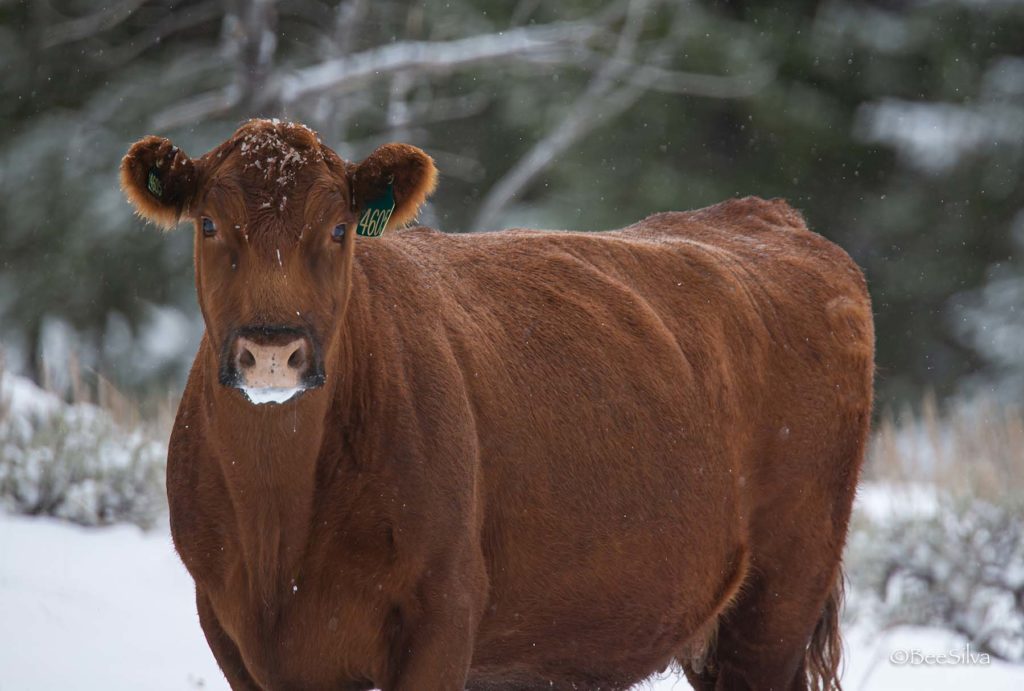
[
  {"left": 239, "top": 348, "right": 256, "bottom": 369},
  {"left": 287, "top": 344, "right": 307, "bottom": 370}
]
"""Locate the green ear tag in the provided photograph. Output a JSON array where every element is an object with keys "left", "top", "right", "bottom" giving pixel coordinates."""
[
  {"left": 356, "top": 183, "right": 395, "bottom": 237},
  {"left": 146, "top": 167, "right": 163, "bottom": 198}
]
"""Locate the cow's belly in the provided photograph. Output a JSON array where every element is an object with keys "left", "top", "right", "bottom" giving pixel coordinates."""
[
  {"left": 469, "top": 436, "right": 744, "bottom": 687},
  {"left": 472, "top": 541, "right": 741, "bottom": 683}
]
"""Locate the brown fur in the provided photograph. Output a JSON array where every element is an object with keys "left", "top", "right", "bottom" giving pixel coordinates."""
[
  {"left": 351, "top": 142, "right": 438, "bottom": 228},
  {"left": 120, "top": 135, "right": 199, "bottom": 228},
  {"left": 121, "top": 119, "right": 874, "bottom": 691}
]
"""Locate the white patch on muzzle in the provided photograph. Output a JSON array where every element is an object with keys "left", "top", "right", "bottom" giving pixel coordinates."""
[{"left": 240, "top": 386, "right": 305, "bottom": 405}]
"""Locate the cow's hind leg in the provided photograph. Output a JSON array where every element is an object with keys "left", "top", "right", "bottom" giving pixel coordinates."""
[
  {"left": 705, "top": 564, "right": 844, "bottom": 691},
  {"left": 682, "top": 529, "right": 849, "bottom": 691},
  {"left": 677, "top": 544, "right": 752, "bottom": 691},
  {"left": 698, "top": 412, "right": 866, "bottom": 690}
]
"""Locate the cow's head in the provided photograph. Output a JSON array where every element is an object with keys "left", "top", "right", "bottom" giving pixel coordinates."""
[{"left": 120, "top": 119, "right": 436, "bottom": 404}]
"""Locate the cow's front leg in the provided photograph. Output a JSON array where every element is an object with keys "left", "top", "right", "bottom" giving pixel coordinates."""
[
  {"left": 197, "top": 590, "right": 262, "bottom": 690},
  {"left": 384, "top": 559, "right": 486, "bottom": 691}
]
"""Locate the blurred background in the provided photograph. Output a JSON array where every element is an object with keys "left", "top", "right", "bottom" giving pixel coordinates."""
[
  {"left": 0, "top": 1, "right": 1022, "bottom": 689},
  {"left": 2, "top": 0, "right": 1023, "bottom": 408}
]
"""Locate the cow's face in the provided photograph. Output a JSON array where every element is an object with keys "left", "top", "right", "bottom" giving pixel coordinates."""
[{"left": 120, "top": 119, "right": 436, "bottom": 404}]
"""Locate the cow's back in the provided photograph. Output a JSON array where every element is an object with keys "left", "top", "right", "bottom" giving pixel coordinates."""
[{"left": 351, "top": 197, "right": 872, "bottom": 686}]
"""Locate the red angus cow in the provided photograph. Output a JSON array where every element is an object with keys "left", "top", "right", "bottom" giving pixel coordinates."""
[{"left": 120, "top": 118, "right": 873, "bottom": 691}]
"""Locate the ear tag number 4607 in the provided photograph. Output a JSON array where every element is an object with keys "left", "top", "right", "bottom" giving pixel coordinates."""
[{"left": 356, "top": 183, "right": 395, "bottom": 237}]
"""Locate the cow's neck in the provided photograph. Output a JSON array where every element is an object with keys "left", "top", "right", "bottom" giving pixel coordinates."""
[
  {"left": 203, "top": 360, "right": 328, "bottom": 613},
  {"left": 202, "top": 247, "right": 374, "bottom": 616}
]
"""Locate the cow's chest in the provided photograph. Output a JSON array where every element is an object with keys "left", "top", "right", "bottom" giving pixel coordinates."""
[
  {"left": 216, "top": 570, "right": 391, "bottom": 688},
  {"left": 173, "top": 486, "right": 403, "bottom": 689}
]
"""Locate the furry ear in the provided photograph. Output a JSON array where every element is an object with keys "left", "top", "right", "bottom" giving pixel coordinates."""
[
  {"left": 120, "top": 136, "right": 199, "bottom": 229},
  {"left": 351, "top": 143, "right": 437, "bottom": 230}
]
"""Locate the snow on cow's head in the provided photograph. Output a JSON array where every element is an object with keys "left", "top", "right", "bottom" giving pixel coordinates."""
[
  {"left": 120, "top": 118, "right": 436, "bottom": 232},
  {"left": 119, "top": 119, "right": 438, "bottom": 405}
]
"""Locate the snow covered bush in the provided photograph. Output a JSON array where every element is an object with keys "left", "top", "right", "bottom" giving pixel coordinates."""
[
  {"left": 847, "top": 496, "right": 1024, "bottom": 662},
  {"left": 0, "top": 370, "right": 167, "bottom": 529},
  {"left": 846, "top": 396, "right": 1024, "bottom": 662}
]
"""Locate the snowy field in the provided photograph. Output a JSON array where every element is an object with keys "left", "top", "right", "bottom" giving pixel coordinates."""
[
  {"left": 1, "top": 371, "right": 1021, "bottom": 689},
  {"left": 2, "top": 509, "right": 1023, "bottom": 691}
]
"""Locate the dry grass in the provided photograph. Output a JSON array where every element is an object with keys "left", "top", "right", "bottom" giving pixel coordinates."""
[
  {"left": 38, "top": 352, "right": 178, "bottom": 439},
  {"left": 866, "top": 392, "right": 1024, "bottom": 502}
]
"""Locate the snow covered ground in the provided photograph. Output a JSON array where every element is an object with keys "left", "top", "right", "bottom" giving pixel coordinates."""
[
  {"left": 2, "top": 511, "right": 1023, "bottom": 691},
  {"left": 0, "top": 514, "right": 221, "bottom": 691},
  {"left": 2, "top": 368, "right": 1020, "bottom": 689}
]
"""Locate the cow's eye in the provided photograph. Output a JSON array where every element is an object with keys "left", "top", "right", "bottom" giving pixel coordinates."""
[
  {"left": 201, "top": 217, "right": 216, "bottom": 237},
  {"left": 332, "top": 224, "right": 346, "bottom": 242}
]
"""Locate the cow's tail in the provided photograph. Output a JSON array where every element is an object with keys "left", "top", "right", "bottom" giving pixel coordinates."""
[{"left": 805, "top": 569, "right": 844, "bottom": 691}]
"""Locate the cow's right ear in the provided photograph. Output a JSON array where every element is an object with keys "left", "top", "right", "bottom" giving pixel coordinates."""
[{"left": 120, "top": 136, "right": 199, "bottom": 229}]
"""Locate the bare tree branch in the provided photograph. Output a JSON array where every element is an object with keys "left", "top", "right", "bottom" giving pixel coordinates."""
[
  {"left": 427, "top": 149, "right": 487, "bottom": 183},
  {"left": 631, "top": 62, "right": 775, "bottom": 98},
  {"left": 42, "top": 0, "right": 149, "bottom": 49},
  {"left": 307, "top": 0, "right": 370, "bottom": 146},
  {"left": 471, "top": 0, "right": 775, "bottom": 230},
  {"left": 105, "top": 0, "right": 224, "bottom": 66},
  {"left": 469, "top": 82, "right": 649, "bottom": 231},
  {"left": 150, "top": 1, "right": 278, "bottom": 131},
  {"left": 510, "top": 0, "right": 544, "bottom": 27},
  {"left": 334, "top": 0, "right": 369, "bottom": 57},
  {"left": 152, "top": 16, "right": 613, "bottom": 130},
  {"left": 152, "top": 84, "right": 242, "bottom": 131},
  {"left": 232, "top": 0, "right": 279, "bottom": 113},
  {"left": 471, "top": 0, "right": 652, "bottom": 230},
  {"left": 406, "top": 91, "right": 492, "bottom": 128},
  {"left": 386, "top": 71, "right": 416, "bottom": 138},
  {"left": 567, "top": 54, "right": 777, "bottom": 98},
  {"left": 279, "top": 20, "right": 610, "bottom": 104}
]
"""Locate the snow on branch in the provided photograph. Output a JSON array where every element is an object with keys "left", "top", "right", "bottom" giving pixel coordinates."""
[
  {"left": 153, "top": 17, "right": 613, "bottom": 130},
  {"left": 279, "top": 20, "right": 610, "bottom": 104}
]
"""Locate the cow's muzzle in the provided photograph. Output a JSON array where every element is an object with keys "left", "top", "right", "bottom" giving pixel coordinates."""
[{"left": 219, "top": 326, "right": 325, "bottom": 404}]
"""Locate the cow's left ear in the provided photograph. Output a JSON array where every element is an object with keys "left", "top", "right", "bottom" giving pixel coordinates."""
[
  {"left": 120, "top": 135, "right": 199, "bottom": 229},
  {"left": 351, "top": 143, "right": 437, "bottom": 231}
]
